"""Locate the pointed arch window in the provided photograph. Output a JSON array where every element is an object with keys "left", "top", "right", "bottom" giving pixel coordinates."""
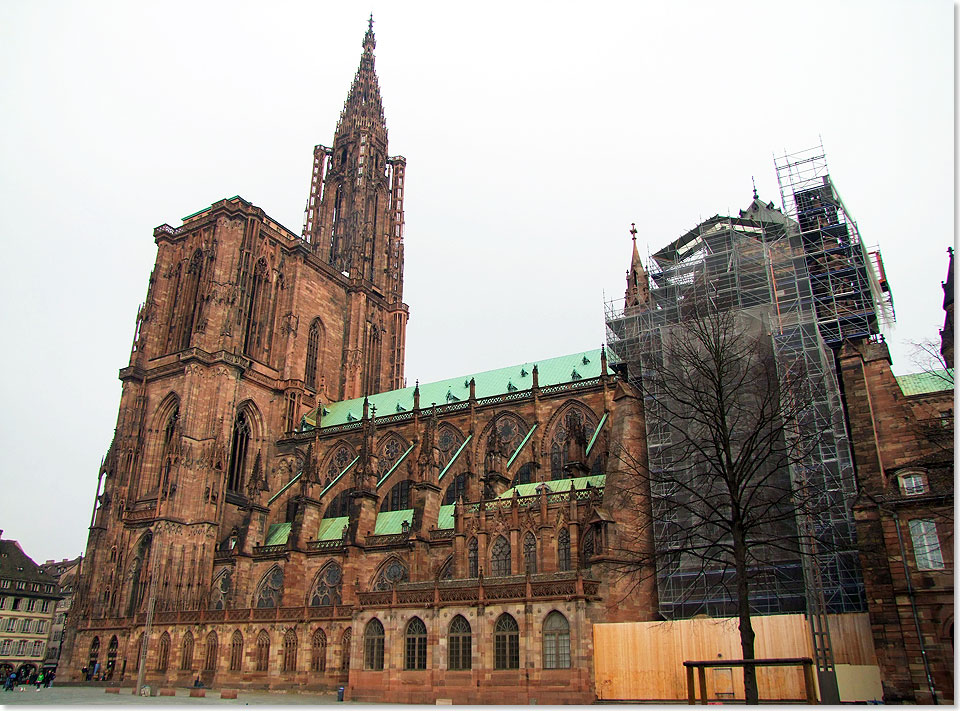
[
  {"left": 255, "top": 566, "right": 284, "bottom": 608},
  {"left": 180, "top": 632, "right": 194, "bottom": 671},
  {"left": 363, "top": 619, "right": 384, "bottom": 670},
  {"left": 494, "top": 614, "right": 519, "bottom": 670},
  {"left": 211, "top": 569, "right": 231, "bottom": 610},
  {"left": 133, "top": 633, "right": 144, "bottom": 672},
  {"left": 376, "top": 436, "right": 405, "bottom": 479},
  {"left": 229, "top": 631, "right": 243, "bottom": 671},
  {"left": 380, "top": 479, "right": 411, "bottom": 512},
  {"left": 282, "top": 629, "right": 298, "bottom": 672},
  {"left": 468, "top": 538, "right": 479, "bottom": 578},
  {"left": 491, "top": 536, "right": 511, "bottom": 577},
  {"left": 340, "top": 628, "right": 352, "bottom": 671},
  {"left": 255, "top": 630, "right": 270, "bottom": 672},
  {"left": 157, "top": 632, "right": 170, "bottom": 672},
  {"left": 204, "top": 632, "right": 218, "bottom": 671},
  {"left": 448, "top": 615, "right": 472, "bottom": 671},
  {"left": 305, "top": 318, "right": 324, "bottom": 390},
  {"left": 243, "top": 258, "right": 268, "bottom": 357},
  {"left": 324, "top": 488, "right": 354, "bottom": 519},
  {"left": 311, "top": 629, "right": 327, "bottom": 672},
  {"left": 443, "top": 473, "right": 468, "bottom": 506},
  {"left": 88, "top": 636, "right": 100, "bottom": 670},
  {"left": 523, "top": 532, "right": 537, "bottom": 575},
  {"left": 374, "top": 559, "right": 409, "bottom": 591},
  {"left": 107, "top": 635, "right": 119, "bottom": 676},
  {"left": 227, "top": 411, "right": 251, "bottom": 493},
  {"left": 542, "top": 612, "right": 570, "bottom": 669},
  {"left": 581, "top": 527, "right": 596, "bottom": 568},
  {"left": 326, "top": 446, "right": 353, "bottom": 482},
  {"left": 557, "top": 528, "right": 571, "bottom": 572},
  {"left": 437, "top": 426, "right": 465, "bottom": 470},
  {"left": 180, "top": 249, "right": 204, "bottom": 350},
  {"left": 310, "top": 564, "right": 343, "bottom": 607},
  {"left": 404, "top": 617, "right": 427, "bottom": 670}
]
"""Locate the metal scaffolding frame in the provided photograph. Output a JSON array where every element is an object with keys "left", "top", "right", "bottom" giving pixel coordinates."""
[
  {"left": 605, "top": 203, "right": 867, "bottom": 622},
  {"left": 774, "top": 143, "right": 894, "bottom": 344}
]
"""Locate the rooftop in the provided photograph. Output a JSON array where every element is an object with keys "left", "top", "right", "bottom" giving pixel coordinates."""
[{"left": 896, "top": 369, "right": 954, "bottom": 396}]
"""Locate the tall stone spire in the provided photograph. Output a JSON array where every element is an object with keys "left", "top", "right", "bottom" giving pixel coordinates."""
[
  {"left": 300, "top": 17, "right": 409, "bottom": 399},
  {"left": 625, "top": 223, "right": 650, "bottom": 309},
  {"left": 335, "top": 14, "right": 387, "bottom": 144}
]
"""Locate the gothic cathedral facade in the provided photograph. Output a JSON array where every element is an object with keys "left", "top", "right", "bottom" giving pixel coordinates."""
[{"left": 61, "top": 22, "right": 657, "bottom": 704}]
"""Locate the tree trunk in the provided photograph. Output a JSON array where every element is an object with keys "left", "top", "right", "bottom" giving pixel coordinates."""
[{"left": 733, "top": 523, "right": 758, "bottom": 704}]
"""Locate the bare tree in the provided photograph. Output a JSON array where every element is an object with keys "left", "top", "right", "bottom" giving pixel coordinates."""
[{"left": 608, "top": 295, "right": 851, "bottom": 704}]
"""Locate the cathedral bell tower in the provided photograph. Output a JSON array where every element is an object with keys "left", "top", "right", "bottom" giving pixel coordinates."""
[{"left": 302, "top": 16, "right": 408, "bottom": 400}]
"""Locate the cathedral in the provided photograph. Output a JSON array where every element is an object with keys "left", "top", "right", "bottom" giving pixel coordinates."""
[
  {"left": 60, "top": 20, "right": 655, "bottom": 704},
  {"left": 60, "top": 19, "right": 953, "bottom": 704}
]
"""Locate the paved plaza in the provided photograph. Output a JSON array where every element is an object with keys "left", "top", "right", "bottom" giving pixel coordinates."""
[{"left": 0, "top": 685, "right": 348, "bottom": 705}]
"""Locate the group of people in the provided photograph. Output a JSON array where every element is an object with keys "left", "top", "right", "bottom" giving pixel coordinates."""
[{"left": 3, "top": 669, "right": 55, "bottom": 691}]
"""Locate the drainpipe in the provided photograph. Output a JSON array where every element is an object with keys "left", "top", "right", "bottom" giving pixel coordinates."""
[{"left": 890, "top": 508, "right": 938, "bottom": 703}]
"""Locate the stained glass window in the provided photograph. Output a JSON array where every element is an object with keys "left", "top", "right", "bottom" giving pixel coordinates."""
[
  {"left": 557, "top": 529, "right": 571, "bottom": 572},
  {"left": 380, "top": 479, "right": 411, "bottom": 512},
  {"left": 443, "top": 472, "right": 468, "bottom": 505},
  {"left": 377, "top": 437, "right": 404, "bottom": 479},
  {"left": 212, "top": 569, "right": 231, "bottom": 610},
  {"left": 491, "top": 536, "right": 511, "bottom": 577},
  {"left": 374, "top": 559, "right": 409, "bottom": 591},
  {"left": 180, "top": 632, "right": 194, "bottom": 671},
  {"left": 310, "top": 564, "right": 343, "bottom": 607},
  {"left": 468, "top": 538, "right": 479, "bottom": 578},
  {"left": 256, "top": 567, "right": 284, "bottom": 608},
  {"left": 340, "top": 628, "right": 352, "bottom": 671},
  {"left": 157, "top": 633, "right": 170, "bottom": 672},
  {"left": 524, "top": 533, "right": 537, "bottom": 574}
]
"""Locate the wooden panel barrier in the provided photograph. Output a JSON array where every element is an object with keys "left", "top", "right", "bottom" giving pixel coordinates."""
[{"left": 593, "top": 613, "right": 877, "bottom": 702}]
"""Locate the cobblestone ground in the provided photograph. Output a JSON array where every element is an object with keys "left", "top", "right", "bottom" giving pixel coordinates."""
[{"left": 0, "top": 685, "right": 348, "bottom": 705}]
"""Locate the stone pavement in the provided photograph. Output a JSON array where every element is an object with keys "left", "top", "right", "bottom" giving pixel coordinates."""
[{"left": 0, "top": 685, "right": 348, "bottom": 705}]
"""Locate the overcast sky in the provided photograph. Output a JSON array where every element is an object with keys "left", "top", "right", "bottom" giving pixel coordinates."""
[{"left": 0, "top": 1, "right": 953, "bottom": 562}]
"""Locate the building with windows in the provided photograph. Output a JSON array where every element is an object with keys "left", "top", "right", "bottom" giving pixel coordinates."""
[
  {"left": 58, "top": 20, "right": 654, "bottom": 704},
  {"left": 842, "top": 250, "right": 954, "bottom": 704},
  {"left": 0, "top": 537, "right": 62, "bottom": 681},
  {"left": 58, "top": 18, "right": 951, "bottom": 704},
  {"left": 38, "top": 556, "right": 82, "bottom": 674}
]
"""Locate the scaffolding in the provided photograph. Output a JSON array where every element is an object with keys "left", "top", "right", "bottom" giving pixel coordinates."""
[
  {"left": 774, "top": 143, "right": 895, "bottom": 344},
  {"left": 605, "top": 202, "right": 866, "bottom": 621}
]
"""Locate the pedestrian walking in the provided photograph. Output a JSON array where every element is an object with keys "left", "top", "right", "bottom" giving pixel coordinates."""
[{"left": 35, "top": 671, "right": 44, "bottom": 690}]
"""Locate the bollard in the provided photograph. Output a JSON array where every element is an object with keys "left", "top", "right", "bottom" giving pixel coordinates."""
[
  {"left": 220, "top": 689, "right": 238, "bottom": 699},
  {"left": 189, "top": 688, "right": 206, "bottom": 698}
]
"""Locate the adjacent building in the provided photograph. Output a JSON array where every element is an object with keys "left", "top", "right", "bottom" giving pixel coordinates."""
[{"left": 0, "top": 537, "right": 62, "bottom": 681}]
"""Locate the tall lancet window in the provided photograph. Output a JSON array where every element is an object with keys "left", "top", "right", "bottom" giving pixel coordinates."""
[
  {"left": 305, "top": 318, "right": 323, "bottom": 390},
  {"left": 227, "top": 412, "right": 251, "bottom": 493},
  {"left": 180, "top": 249, "right": 204, "bottom": 350},
  {"left": 243, "top": 259, "right": 268, "bottom": 357}
]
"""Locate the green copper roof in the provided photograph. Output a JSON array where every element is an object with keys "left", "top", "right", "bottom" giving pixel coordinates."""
[
  {"left": 438, "top": 504, "right": 455, "bottom": 530},
  {"left": 896, "top": 369, "right": 954, "bottom": 396},
  {"left": 317, "top": 516, "right": 349, "bottom": 541},
  {"left": 304, "top": 348, "right": 607, "bottom": 429},
  {"left": 497, "top": 474, "right": 606, "bottom": 499},
  {"left": 264, "top": 522, "right": 291, "bottom": 546},
  {"left": 374, "top": 508, "right": 415, "bottom": 535}
]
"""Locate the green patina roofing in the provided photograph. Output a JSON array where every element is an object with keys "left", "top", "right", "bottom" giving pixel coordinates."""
[
  {"left": 264, "top": 522, "right": 291, "bottom": 546},
  {"left": 374, "top": 508, "right": 415, "bottom": 535},
  {"left": 437, "top": 504, "right": 455, "bottom": 530},
  {"left": 317, "top": 516, "right": 349, "bottom": 541},
  {"left": 896, "top": 369, "right": 954, "bottom": 396},
  {"left": 304, "top": 348, "right": 608, "bottom": 429},
  {"left": 497, "top": 474, "right": 606, "bottom": 499}
]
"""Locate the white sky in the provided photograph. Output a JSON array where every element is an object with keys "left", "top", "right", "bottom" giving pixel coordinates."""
[{"left": 0, "top": 1, "right": 953, "bottom": 562}]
